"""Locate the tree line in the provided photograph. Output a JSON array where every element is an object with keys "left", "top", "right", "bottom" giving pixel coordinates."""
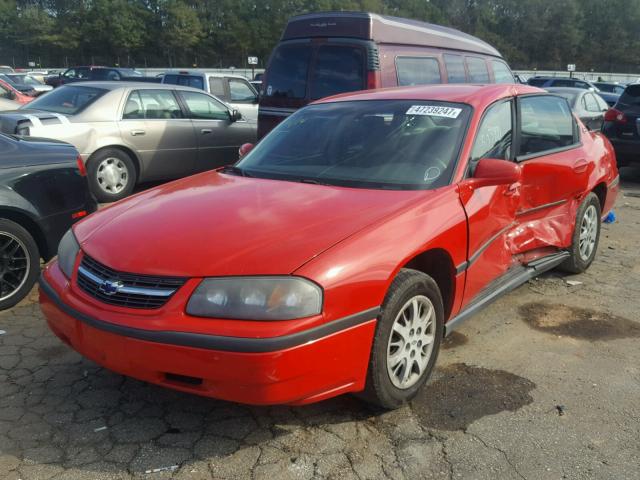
[{"left": 1, "top": 0, "right": 639, "bottom": 73}]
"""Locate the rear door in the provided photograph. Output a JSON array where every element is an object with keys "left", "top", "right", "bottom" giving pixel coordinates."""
[
  {"left": 178, "top": 90, "right": 256, "bottom": 172},
  {"left": 118, "top": 89, "right": 197, "bottom": 181}
]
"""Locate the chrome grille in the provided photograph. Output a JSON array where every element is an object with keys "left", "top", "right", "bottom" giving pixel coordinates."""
[{"left": 76, "top": 255, "right": 186, "bottom": 309}]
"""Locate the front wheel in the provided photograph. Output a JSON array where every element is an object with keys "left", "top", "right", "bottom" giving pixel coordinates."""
[
  {"left": 359, "top": 269, "right": 444, "bottom": 409},
  {"left": 561, "top": 192, "right": 602, "bottom": 274},
  {"left": 0, "top": 219, "right": 40, "bottom": 310}
]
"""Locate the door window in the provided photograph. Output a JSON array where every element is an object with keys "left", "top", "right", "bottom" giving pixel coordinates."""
[
  {"left": 123, "top": 90, "right": 183, "bottom": 119},
  {"left": 471, "top": 100, "right": 513, "bottom": 163},
  {"left": 0, "top": 83, "right": 10, "bottom": 99},
  {"left": 518, "top": 96, "right": 577, "bottom": 157},
  {"left": 310, "top": 45, "right": 365, "bottom": 100},
  {"left": 63, "top": 68, "right": 77, "bottom": 79},
  {"left": 228, "top": 78, "right": 257, "bottom": 102},
  {"left": 396, "top": 57, "right": 441, "bottom": 86},
  {"left": 491, "top": 60, "right": 515, "bottom": 84},
  {"left": 444, "top": 54, "right": 466, "bottom": 83},
  {"left": 466, "top": 57, "right": 489, "bottom": 83},
  {"left": 208, "top": 77, "right": 226, "bottom": 98},
  {"left": 180, "top": 91, "right": 229, "bottom": 120}
]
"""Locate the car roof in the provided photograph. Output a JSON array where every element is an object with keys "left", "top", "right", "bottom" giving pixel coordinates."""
[
  {"left": 57, "top": 81, "right": 206, "bottom": 93},
  {"left": 314, "top": 84, "right": 543, "bottom": 109},
  {"left": 163, "top": 70, "right": 248, "bottom": 80}
]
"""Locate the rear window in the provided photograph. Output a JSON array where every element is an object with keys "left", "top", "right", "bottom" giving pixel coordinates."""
[
  {"left": 396, "top": 57, "right": 441, "bottom": 86},
  {"left": 444, "top": 54, "right": 466, "bottom": 83},
  {"left": 163, "top": 74, "right": 205, "bottom": 91},
  {"left": 466, "top": 57, "right": 489, "bottom": 83},
  {"left": 527, "top": 78, "right": 547, "bottom": 87},
  {"left": 21, "top": 85, "right": 106, "bottom": 115},
  {"left": 310, "top": 45, "right": 365, "bottom": 100},
  {"left": 619, "top": 85, "right": 640, "bottom": 106},
  {"left": 265, "top": 44, "right": 311, "bottom": 99}
]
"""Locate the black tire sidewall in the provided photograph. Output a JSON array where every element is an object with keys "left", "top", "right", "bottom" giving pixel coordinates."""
[
  {"left": 87, "top": 149, "right": 136, "bottom": 203},
  {"left": 0, "top": 219, "right": 40, "bottom": 310},
  {"left": 365, "top": 269, "right": 444, "bottom": 409}
]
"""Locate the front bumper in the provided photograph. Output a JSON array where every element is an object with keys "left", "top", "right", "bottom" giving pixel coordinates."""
[{"left": 39, "top": 264, "right": 378, "bottom": 405}]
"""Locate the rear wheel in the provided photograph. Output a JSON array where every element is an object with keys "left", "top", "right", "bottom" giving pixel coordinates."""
[
  {"left": 561, "top": 192, "right": 601, "bottom": 274},
  {"left": 0, "top": 219, "right": 40, "bottom": 310},
  {"left": 359, "top": 269, "right": 444, "bottom": 409},
  {"left": 87, "top": 148, "right": 136, "bottom": 202}
]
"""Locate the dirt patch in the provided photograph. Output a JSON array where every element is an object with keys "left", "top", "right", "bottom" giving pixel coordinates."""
[
  {"left": 519, "top": 302, "right": 640, "bottom": 341},
  {"left": 442, "top": 331, "right": 468, "bottom": 350},
  {"left": 411, "top": 363, "right": 535, "bottom": 431}
]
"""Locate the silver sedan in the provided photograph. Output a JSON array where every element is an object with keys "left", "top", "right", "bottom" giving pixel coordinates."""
[{"left": 0, "top": 82, "right": 257, "bottom": 201}]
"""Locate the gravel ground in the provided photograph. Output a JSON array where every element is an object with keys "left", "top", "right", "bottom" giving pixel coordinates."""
[{"left": 1, "top": 169, "right": 639, "bottom": 480}]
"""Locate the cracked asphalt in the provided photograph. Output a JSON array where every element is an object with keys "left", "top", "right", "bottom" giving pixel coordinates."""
[{"left": 1, "top": 170, "right": 640, "bottom": 480}]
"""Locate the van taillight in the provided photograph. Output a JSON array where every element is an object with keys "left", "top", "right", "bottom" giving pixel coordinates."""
[
  {"left": 604, "top": 108, "right": 627, "bottom": 123},
  {"left": 367, "top": 71, "right": 380, "bottom": 90},
  {"left": 76, "top": 155, "right": 87, "bottom": 176}
]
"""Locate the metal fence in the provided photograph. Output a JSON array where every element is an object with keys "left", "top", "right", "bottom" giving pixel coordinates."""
[{"left": 514, "top": 70, "right": 640, "bottom": 84}]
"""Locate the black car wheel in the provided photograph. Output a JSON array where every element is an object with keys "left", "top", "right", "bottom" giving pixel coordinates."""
[
  {"left": 0, "top": 219, "right": 40, "bottom": 310},
  {"left": 87, "top": 149, "right": 136, "bottom": 203},
  {"left": 359, "top": 269, "right": 444, "bottom": 409}
]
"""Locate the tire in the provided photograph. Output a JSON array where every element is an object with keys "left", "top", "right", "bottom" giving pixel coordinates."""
[
  {"left": 560, "top": 192, "right": 602, "bottom": 274},
  {"left": 0, "top": 219, "right": 40, "bottom": 310},
  {"left": 87, "top": 148, "right": 136, "bottom": 203},
  {"left": 359, "top": 269, "right": 444, "bottom": 409}
]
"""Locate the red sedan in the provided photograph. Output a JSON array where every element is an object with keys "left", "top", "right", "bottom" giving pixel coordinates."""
[
  {"left": 0, "top": 78, "right": 34, "bottom": 105},
  {"left": 39, "top": 84, "right": 619, "bottom": 408}
]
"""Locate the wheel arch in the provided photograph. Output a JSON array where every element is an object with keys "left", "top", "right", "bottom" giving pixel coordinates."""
[
  {"left": 0, "top": 208, "right": 47, "bottom": 260},
  {"left": 592, "top": 182, "right": 607, "bottom": 212},
  {"left": 401, "top": 248, "right": 456, "bottom": 321}
]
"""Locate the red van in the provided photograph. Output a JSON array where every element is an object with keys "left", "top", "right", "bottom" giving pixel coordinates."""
[{"left": 258, "top": 12, "right": 514, "bottom": 138}]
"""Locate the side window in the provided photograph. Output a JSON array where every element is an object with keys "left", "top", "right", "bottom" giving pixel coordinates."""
[
  {"left": 228, "top": 78, "right": 257, "bottom": 102},
  {"left": 63, "top": 69, "right": 77, "bottom": 79},
  {"left": 584, "top": 93, "right": 600, "bottom": 112},
  {"left": 76, "top": 68, "right": 90, "bottom": 79},
  {"left": 471, "top": 100, "right": 513, "bottom": 164},
  {"left": 208, "top": 77, "right": 226, "bottom": 98},
  {"left": 395, "top": 57, "right": 441, "bottom": 86},
  {"left": 466, "top": 57, "right": 489, "bottom": 83},
  {"left": 518, "top": 96, "right": 576, "bottom": 157},
  {"left": 575, "top": 81, "right": 589, "bottom": 89},
  {"left": 0, "top": 83, "right": 10, "bottom": 98},
  {"left": 444, "top": 54, "right": 466, "bottom": 83},
  {"left": 108, "top": 70, "right": 120, "bottom": 81},
  {"left": 491, "top": 60, "right": 515, "bottom": 84},
  {"left": 180, "top": 91, "right": 229, "bottom": 120},
  {"left": 123, "top": 90, "right": 183, "bottom": 120}
]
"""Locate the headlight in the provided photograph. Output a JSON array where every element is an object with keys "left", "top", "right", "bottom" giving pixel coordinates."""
[
  {"left": 57, "top": 229, "right": 80, "bottom": 279},
  {"left": 186, "top": 277, "right": 323, "bottom": 320}
]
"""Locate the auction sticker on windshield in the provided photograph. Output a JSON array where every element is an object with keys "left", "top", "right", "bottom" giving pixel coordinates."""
[{"left": 406, "top": 105, "right": 462, "bottom": 118}]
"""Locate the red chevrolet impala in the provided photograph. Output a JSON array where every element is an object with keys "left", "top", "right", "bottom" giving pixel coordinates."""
[{"left": 39, "top": 84, "right": 619, "bottom": 408}]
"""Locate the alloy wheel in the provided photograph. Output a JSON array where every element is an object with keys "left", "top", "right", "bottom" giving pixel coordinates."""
[
  {"left": 0, "top": 232, "right": 30, "bottom": 302},
  {"left": 579, "top": 204, "right": 598, "bottom": 261},
  {"left": 96, "top": 157, "right": 129, "bottom": 195}
]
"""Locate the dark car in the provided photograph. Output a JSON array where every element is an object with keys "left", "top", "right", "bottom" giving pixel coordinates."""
[
  {"left": 0, "top": 133, "right": 97, "bottom": 309},
  {"left": 46, "top": 66, "right": 144, "bottom": 87},
  {"left": 528, "top": 76, "right": 599, "bottom": 91},
  {"left": 545, "top": 87, "right": 609, "bottom": 131},
  {"left": 596, "top": 91, "right": 620, "bottom": 107},
  {"left": 593, "top": 82, "right": 626, "bottom": 95},
  {"left": 602, "top": 84, "right": 640, "bottom": 166}
]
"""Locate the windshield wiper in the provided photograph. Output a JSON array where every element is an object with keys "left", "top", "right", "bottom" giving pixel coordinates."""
[
  {"left": 292, "top": 177, "right": 333, "bottom": 186},
  {"left": 220, "top": 165, "right": 252, "bottom": 177}
]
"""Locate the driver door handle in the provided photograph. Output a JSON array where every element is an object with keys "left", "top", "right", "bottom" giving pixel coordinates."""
[
  {"left": 130, "top": 130, "right": 145, "bottom": 136},
  {"left": 573, "top": 158, "right": 588, "bottom": 173},
  {"left": 201, "top": 129, "right": 212, "bottom": 134}
]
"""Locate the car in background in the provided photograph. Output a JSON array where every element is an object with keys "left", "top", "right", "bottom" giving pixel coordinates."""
[
  {"left": 0, "top": 98, "right": 20, "bottom": 111},
  {"left": 593, "top": 82, "right": 626, "bottom": 95},
  {"left": 545, "top": 87, "right": 609, "bottom": 131},
  {"left": 258, "top": 12, "right": 515, "bottom": 138},
  {"left": 46, "top": 66, "right": 144, "bottom": 87},
  {"left": 595, "top": 91, "right": 620, "bottom": 107},
  {"left": 250, "top": 80, "right": 262, "bottom": 93},
  {"left": 0, "top": 133, "right": 96, "bottom": 309},
  {"left": 39, "top": 84, "right": 618, "bottom": 408},
  {"left": 0, "top": 66, "right": 14, "bottom": 74},
  {"left": 4, "top": 73, "right": 53, "bottom": 95},
  {"left": 602, "top": 84, "right": 640, "bottom": 166},
  {"left": 0, "top": 83, "right": 256, "bottom": 202},
  {"left": 0, "top": 78, "right": 34, "bottom": 105},
  {"left": 162, "top": 71, "right": 259, "bottom": 123},
  {"left": 0, "top": 74, "right": 37, "bottom": 96},
  {"left": 528, "top": 76, "right": 599, "bottom": 91}
]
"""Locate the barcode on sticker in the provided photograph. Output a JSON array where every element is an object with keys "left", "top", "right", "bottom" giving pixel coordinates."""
[{"left": 406, "top": 105, "right": 462, "bottom": 118}]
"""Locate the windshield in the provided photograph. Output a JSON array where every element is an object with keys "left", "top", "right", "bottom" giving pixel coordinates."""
[
  {"left": 21, "top": 85, "right": 107, "bottom": 114},
  {"left": 236, "top": 100, "right": 471, "bottom": 190}
]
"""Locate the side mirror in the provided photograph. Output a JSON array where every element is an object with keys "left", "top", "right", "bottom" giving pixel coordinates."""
[
  {"left": 469, "top": 158, "right": 521, "bottom": 188},
  {"left": 239, "top": 143, "right": 255, "bottom": 158},
  {"left": 229, "top": 109, "right": 242, "bottom": 122}
]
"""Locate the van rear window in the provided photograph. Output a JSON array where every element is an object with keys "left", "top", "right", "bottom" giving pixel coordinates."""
[
  {"left": 163, "top": 74, "right": 204, "bottom": 91},
  {"left": 310, "top": 45, "right": 365, "bottom": 100},
  {"left": 265, "top": 44, "right": 311, "bottom": 99}
]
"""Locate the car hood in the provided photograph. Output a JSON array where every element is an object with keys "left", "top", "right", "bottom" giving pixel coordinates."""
[{"left": 74, "top": 171, "right": 423, "bottom": 277}]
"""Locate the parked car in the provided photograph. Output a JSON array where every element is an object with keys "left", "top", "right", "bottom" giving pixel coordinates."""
[
  {"left": 0, "top": 74, "right": 37, "bottom": 96},
  {"left": 162, "top": 71, "right": 259, "bottom": 123},
  {"left": 0, "top": 78, "right": 34, "bottom": 105},
  {"left": 39, "top": 84, "right": 618, "bottom": 408},
  {"left": 4, "top": 73, "right": 53, "bottom": 95},
  {"left": 46, "top": 66, "right": 144, "bottom": 87},
  {"left": 593, "top": 82, "right": 626, "bottom": 95},
  {"left": 258, "top": 12, "right": 515, "bottom": 138},
  {"left": 545, "top": 87, "right": 609, "bottom": 130},
  {"left": 0, "top": 133, "right": 96, "bottom": 309},
  {"left": 0, "top": 66, "right": 14, "bottom": 74},
  {"left": 595, "top": 91, "right": 620, "bottom": 107},
  {"left": 0, "top": 97, "right": 20, "bottom": 111},
  {"left": 0, "top": 83, "right": 256, "bottom": 202},
  {"left": 602, "top": 84, "right": 640, "bottom": 166},
  {"left": 527, "top": 76, "right": 599, "bottom": 91}
]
